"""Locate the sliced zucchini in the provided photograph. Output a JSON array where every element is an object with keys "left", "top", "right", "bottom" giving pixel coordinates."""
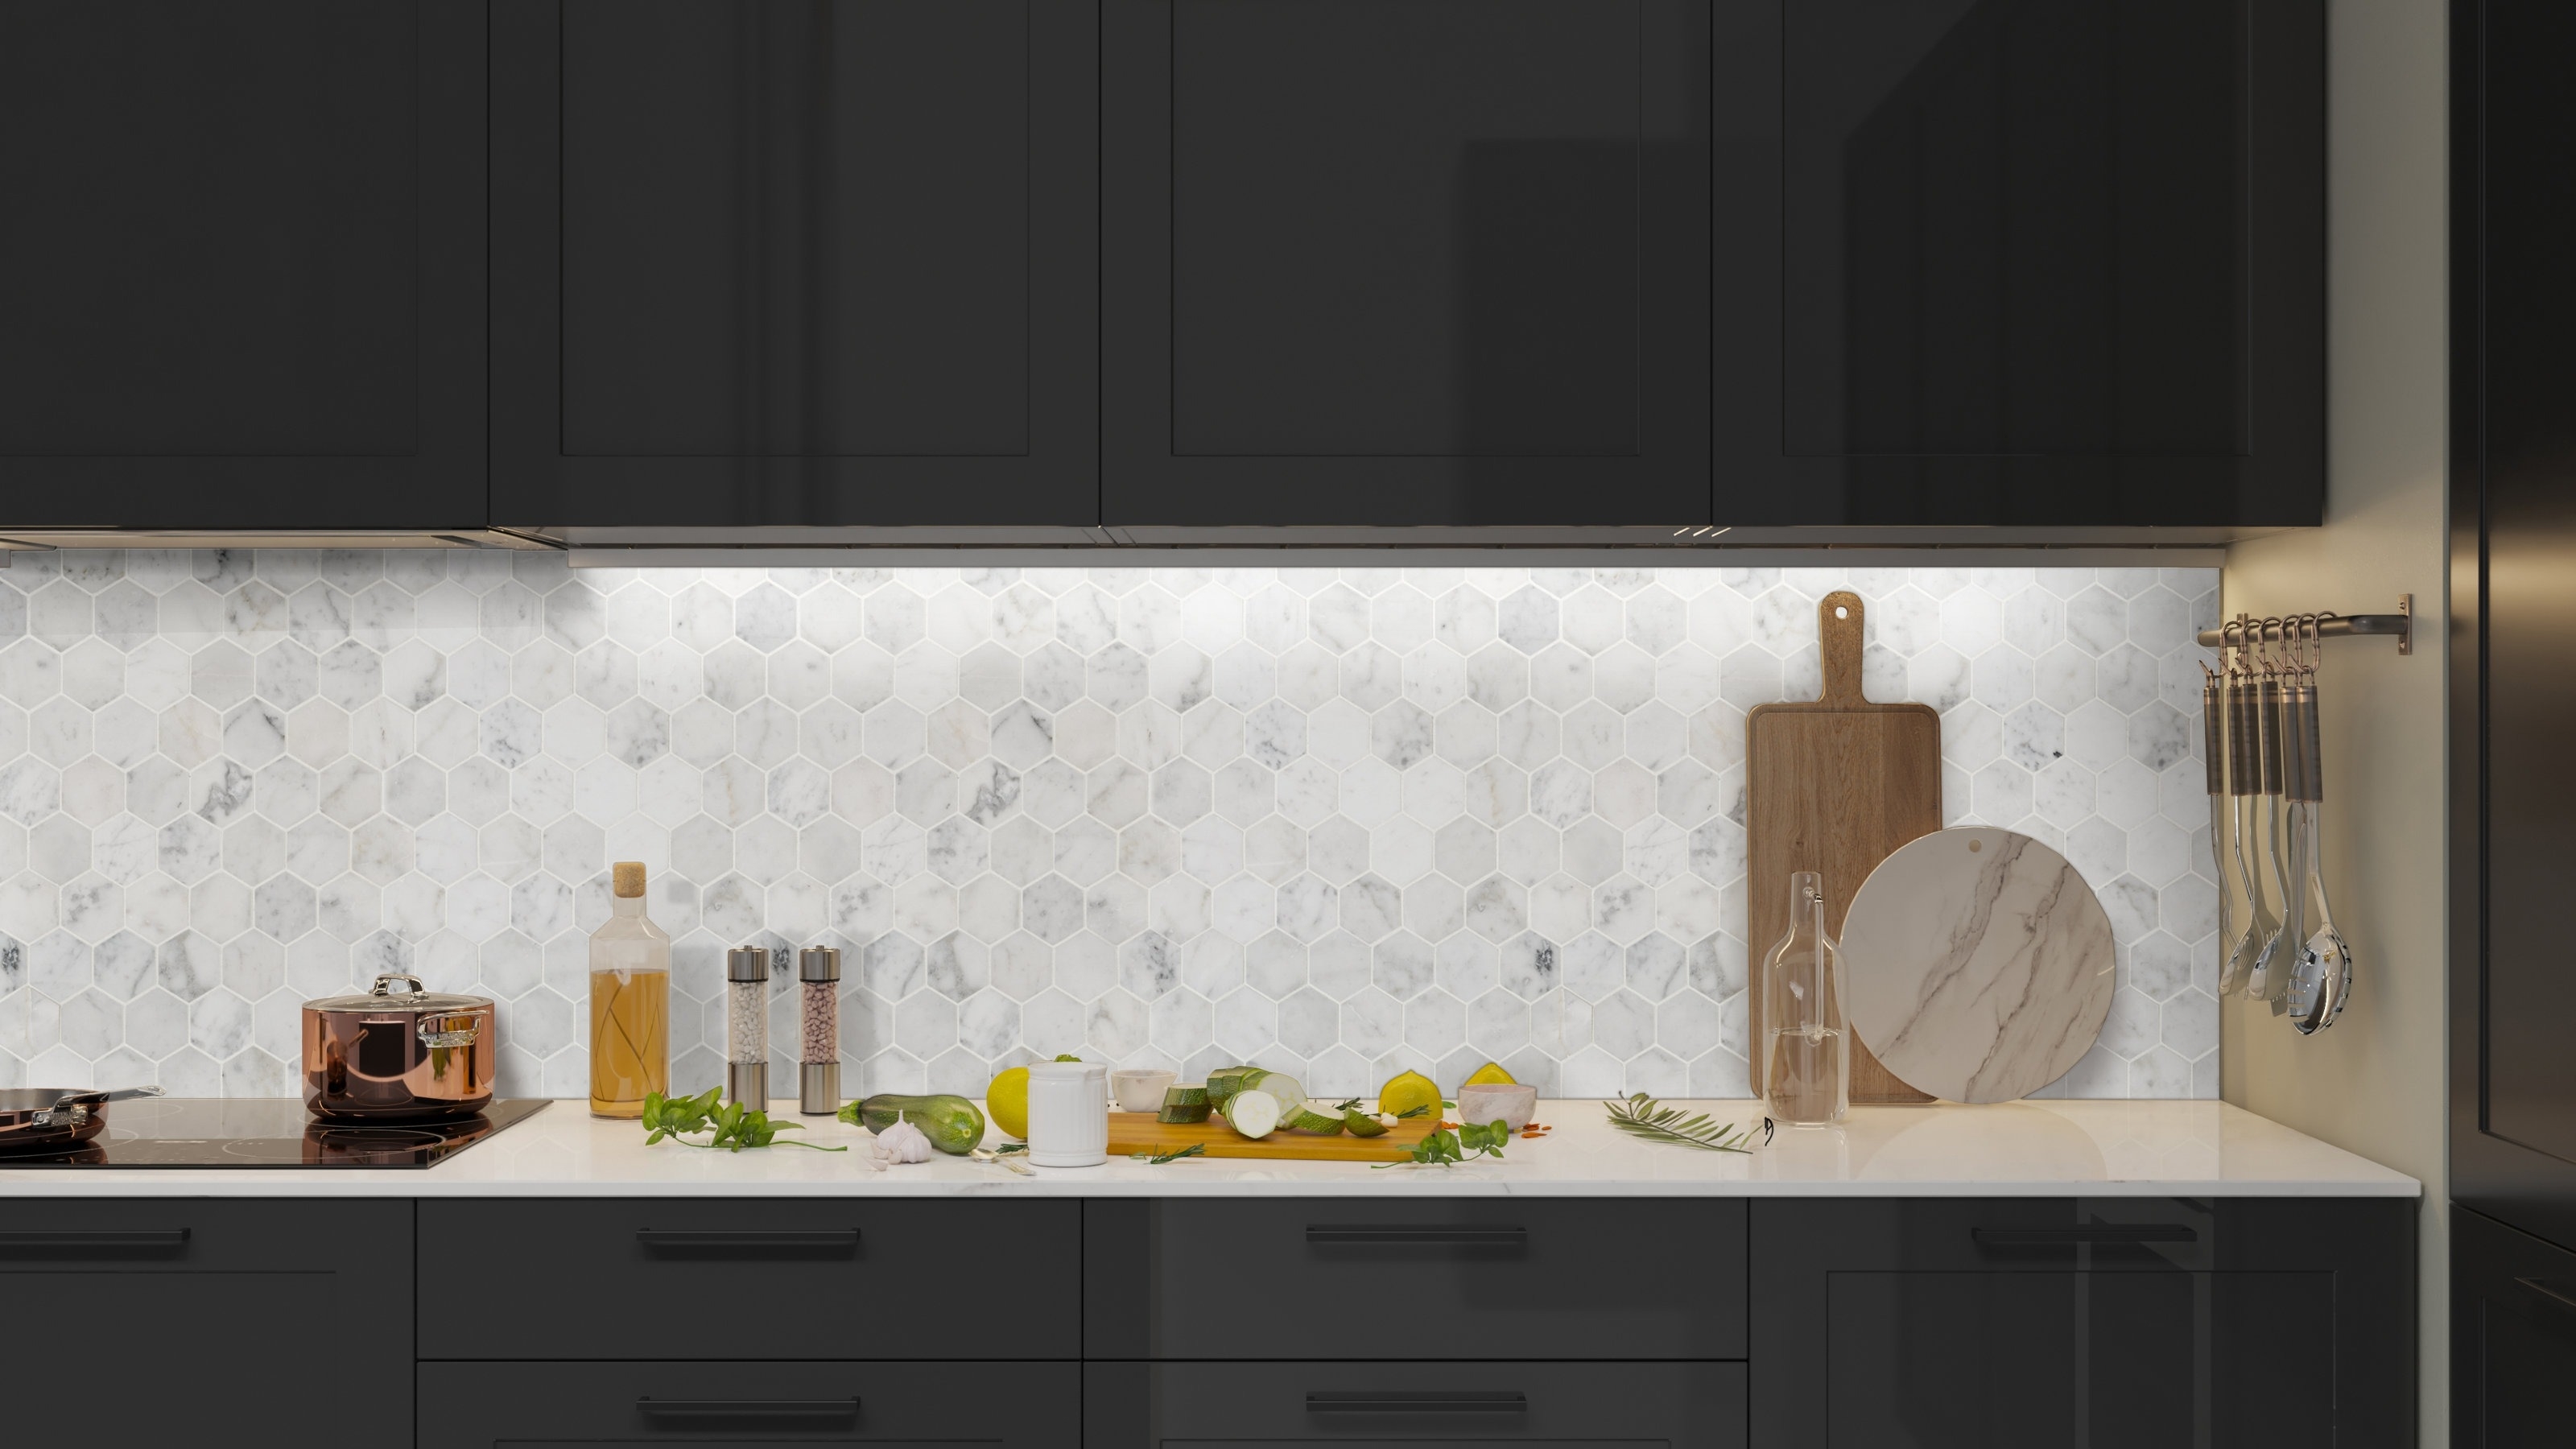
[
  {"left": 1278, "top": 1100, "right": 1347, "bottom": 1134},
  {"left": 1343, "top": 1108, "right": 1391, "bottom": 1137},
  {"left": 1238, "top": 1069, "right": 1306, "bottom": 1112},
  {"left": 1158, "top": 1084, "right": 1212, "bottom": 1124},
  {"left": 1222, "top": 1088, "right": 1282, "bottom": 1139},
  {"left": 1204, "top": 1066, "right": 1257, "bottom": 1109}
]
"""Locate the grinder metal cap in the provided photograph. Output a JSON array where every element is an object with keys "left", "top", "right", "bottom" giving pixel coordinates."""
[
  {"left": 727, "top": 946, "right": 770, "bottom": 983},
  {"left": 799, "top": 945, "right": 842, "bottom": 983}
]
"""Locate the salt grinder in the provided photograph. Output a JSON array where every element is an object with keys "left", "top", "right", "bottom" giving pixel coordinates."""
[{"left": 725, "top": 946, "right": 770, "bottom": 1106}]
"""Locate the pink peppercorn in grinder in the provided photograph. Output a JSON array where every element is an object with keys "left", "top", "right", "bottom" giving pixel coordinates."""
[{"left": 797, "top": 946, "right": 841, "bottom": 1115}]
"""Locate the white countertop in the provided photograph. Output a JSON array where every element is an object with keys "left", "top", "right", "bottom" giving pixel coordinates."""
[{"left": 0, "top": 1097, "right": 2418, "bottom": 1199}]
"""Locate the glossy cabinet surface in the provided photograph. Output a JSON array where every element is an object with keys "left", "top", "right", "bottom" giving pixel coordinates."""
[
  {"left": 0, "top": 1199, "right": 414, "bottom": 1443},
  {"left": 489, "top": 0, "right": 1100, "bottom": 534},
  {"left": 1085, "top": 1360, "right": 1748, "bottom": 1449},
  {"left": 420, "top": 1361, "right": 1080, "bottom": 1448},
  {"left": 1100, "top": 0, "right": 1712, "bottom": 528},
  {"left": 1749, "top": 1198, "right": 2414, "bottom": 1447},
  {"left": 2454, "top": 1206, "right": 2576, "bottom": 1446},
  {"left": 1716, "top": 0, "right": 2325, "bottom": 528},
  {"left": 0, "top": 0, "right": 487, "bottom": 528}
]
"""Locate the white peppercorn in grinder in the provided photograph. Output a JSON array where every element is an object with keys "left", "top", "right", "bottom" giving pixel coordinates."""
[
  {"left": 797, "top": 946, "right": 842, "bottom": 1115},
  {"left": 725, "top": 946, "right": 770, "bottom": 1106}
]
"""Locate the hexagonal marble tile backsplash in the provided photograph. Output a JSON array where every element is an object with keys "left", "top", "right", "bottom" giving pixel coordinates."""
[{"left": 0, "top": 553, "right": 2221, "bottom": 1103}]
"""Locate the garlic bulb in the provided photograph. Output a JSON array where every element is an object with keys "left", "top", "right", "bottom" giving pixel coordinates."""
[{"left": 873, "top": 1112, "right": 936, "bottom": 1164}]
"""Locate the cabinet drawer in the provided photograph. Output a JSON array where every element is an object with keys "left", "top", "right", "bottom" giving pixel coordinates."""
[
  {"left": 1084, "top": 1199, "right": 1745, "bottom": 1359},
  {"left": 419, "top": 1199, "right": 1077, "bottom": 1359},
  {"left": 1085, "top": 1360, "right": 1743, "bottom": 1448},
  {"left": 419, "top": 1360, "right": 1079, "bottom": 1447}
]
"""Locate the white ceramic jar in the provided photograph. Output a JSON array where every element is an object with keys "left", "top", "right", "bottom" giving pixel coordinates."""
[{"left": 1024, "top": 1060, "right": 1109, "bottom": 1167}]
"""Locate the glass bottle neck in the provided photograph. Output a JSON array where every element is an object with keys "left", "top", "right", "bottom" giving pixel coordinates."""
[{"left": 611, "top": 894, "right": 646, "bottom": 918}]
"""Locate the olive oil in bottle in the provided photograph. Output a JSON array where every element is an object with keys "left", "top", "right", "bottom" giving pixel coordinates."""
[{"left": 589, "top": 861, "right": 671, "bottom": 1117}]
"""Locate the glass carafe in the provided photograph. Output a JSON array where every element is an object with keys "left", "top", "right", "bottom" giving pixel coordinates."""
[
  {"left": 1759, "top": 871, "right": 1849, "bottom": 1126},
  {"left": 588, "top": 861, "right": 670, "bottom": 1117}
]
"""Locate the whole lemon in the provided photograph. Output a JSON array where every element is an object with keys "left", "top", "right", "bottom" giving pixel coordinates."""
[
  {"left": 986, "top": 1066, "right": 1032, "bottom": 1140},
  {"left": 1377, "top": 1069, "right": 1441, "bottom": 1121},
  {"left": 1463, "top": 1060, "right": 1516, "bottom": 1087}
]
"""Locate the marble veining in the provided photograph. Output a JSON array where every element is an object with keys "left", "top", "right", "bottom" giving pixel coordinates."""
[
  {"left": 1843, "top": 828, "right": 2118, "bottom": 1104},
  {"left": 0, "top": 556, "right": 2218, "bottom": 1100}
]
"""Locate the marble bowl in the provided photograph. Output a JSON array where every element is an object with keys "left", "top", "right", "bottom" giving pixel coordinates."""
[
  {"left": 1455, "top": 1083, "right": 1538, "bottom": 1131},
  {"left": 1110, "top": 1067, "right": 1177, "bottom": 1113}
]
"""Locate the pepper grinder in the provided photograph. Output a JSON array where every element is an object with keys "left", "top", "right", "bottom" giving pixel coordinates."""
[
  {"left": 725, "top": 946, "right": 770, "bottom": 1107},
  {"left": 797, "top": 945, "right": 842, "bottom": 1115}
]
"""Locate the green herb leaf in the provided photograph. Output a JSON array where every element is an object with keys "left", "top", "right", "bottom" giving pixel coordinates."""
[
  {"left": 1333, "top": 1098, "right": 1362, "bottom": 1112},
  {"left": 1602, "top": 1092, "right": 1761, "bottom": 1154},
  {"left": 993, "top": 1141, "right": 1030, "bottom": 1155},
  {"left": 1132, "top": 1142, "right": 1207, "bottom": 1165},
  {"left": 644, "top": 1089, "right": 844, "bottom": 1153},
  {"left": 1371, "top": 1121, "right": 1509, "bottom": 1169},
  {"left": 1392, "top": 1102, "right": 1433, "bottom": 1120}
]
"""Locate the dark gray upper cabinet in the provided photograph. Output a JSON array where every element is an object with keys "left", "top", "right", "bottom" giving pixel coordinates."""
[
  {"left": 1718, "top": 0, "right": 2325, "bottom": 529},
  {"left": 1100, "top": 0, "right": 1714, "bottom": 530},
  {"left": 0, "top": 0, "right": 486, "bottom": 530},
  {"left": 489, "top": 0, "right": 1100, "bottom": 535}
]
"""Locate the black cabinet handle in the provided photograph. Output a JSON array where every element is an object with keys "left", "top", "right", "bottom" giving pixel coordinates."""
[
  {"left": 638, "top": 1397, "right": 859, "bottom": 1422},
  {"left": 2516, "top": 1278, "right": 2576, "bottom": 1317},
  {"left": 634, "top": 1228, "right": 858, "bottom": 1256},
  {"left": 1307, "top": 1391, "right": 1528, "bottom": 1414},
  {"left": 0, "top": 1229, "right": 190, "bottom": 1256},
  {"left": 1972, "top": 1225, "right": 2197, "bottom": 1247},
  {"left": 1305, "top": 1224, "right": 1526, "bottom": 1245}
]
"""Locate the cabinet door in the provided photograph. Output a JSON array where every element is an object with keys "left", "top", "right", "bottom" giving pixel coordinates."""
[
  {"left": 1101, "top": 0, "right": 1711, "bottom": 529},
  {"left": 1719, "top": 0, "right": 2324, "bottom": 529},
  {"left": 0, "top": 1199, "right": 413, "bottom": 1443},
  {"left": 420, "top": 1361, "right": 1078, "bottom": 1448},
  {"left": 491, "top": 0, "right": 1099, "bottom": 535},
  {"left": 0, "top": 0, "right": 485, "bottom": 528},
  {"left": 1749, "top": 1198, "right": 2414, "bottom": 1448},
  {"left": 2454, "top": 1205, "right": 2576, "bottom": 1446},
  {"left": 1085, "top": 1361, "right": 1744, "bottom": 1449}
]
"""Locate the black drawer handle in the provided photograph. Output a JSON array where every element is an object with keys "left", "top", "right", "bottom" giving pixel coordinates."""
[
  {"left": 638, "top": 1397, "right": 859, "bottom": 1422},
  {"left": 1973, "top": 1225, "right": 2198, "bottom": 1247},
  {"left": 1307, "top": 1391, "right": 1528, "bottom": 1414},
  {"left": 2517, "top": 1278, "right": 2576, "bottom": 1317},
  {"left": 1305, "top": 1224, "right": 1526, "bottom": 1245},
  {"left": 634, "top": 1228, "right": 858, "bottom": 1256},
  {"left": 0, "top": 1229, "right": 191, "bottom": 1255}
]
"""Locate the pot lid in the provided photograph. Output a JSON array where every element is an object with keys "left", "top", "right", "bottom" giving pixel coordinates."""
[{"left": 303, "top": 972, "right": 493, "bottom": 1014}]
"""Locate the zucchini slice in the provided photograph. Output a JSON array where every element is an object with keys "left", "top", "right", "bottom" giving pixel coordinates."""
[{"left": 1222, "top": 1088, "right": 1282, "bottom": 1140}]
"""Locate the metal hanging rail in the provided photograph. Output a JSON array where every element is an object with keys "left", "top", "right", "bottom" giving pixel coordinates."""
[{"left": 2195, "top": 595, "right": 2413, "bottom": 656}]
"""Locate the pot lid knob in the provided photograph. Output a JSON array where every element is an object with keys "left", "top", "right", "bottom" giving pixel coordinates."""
[{"left": 369, "top": 972, "right": 427, "bottom": 997}]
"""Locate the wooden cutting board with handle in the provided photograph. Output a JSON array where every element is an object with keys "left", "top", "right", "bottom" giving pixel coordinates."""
[
  {"left": 1745, "top": 591, "right": 1940, "bottom": 1103},
  {"left": 1104, "top": 1112, "right": 1447, "bottom": 1162}
]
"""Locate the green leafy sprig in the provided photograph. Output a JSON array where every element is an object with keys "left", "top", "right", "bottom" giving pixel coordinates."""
[
  {"left": 642, "top": 1088, "right": 848, "bottom": 1153},
  {"left": 1372, "top": 1117, "right": 1512, "bottom": 1169},
  {"left": 1603, "top": 1093, "right": 1769, "bottom": 1153},
  {"left": 1131, "top": 1142, "right": 1206, "bottom": 1165}
]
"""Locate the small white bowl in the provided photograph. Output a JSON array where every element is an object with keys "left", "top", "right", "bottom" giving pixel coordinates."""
[
  {"left": 1455, "top": 1083, "right": 1538, "bottom": 1132},
  {"left": 1110, "top": 1067, "right": 1177, "bottom": 1113}
]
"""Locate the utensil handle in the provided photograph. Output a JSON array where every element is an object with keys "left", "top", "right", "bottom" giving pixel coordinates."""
[
  {"left": 636, "top": 1397, "right": 859, "bottom": 1422},
  {"left": 2227, "top": 675, "right": 2260, "bottom": 795},
  {"left": 1972, "top": 1225, "right": 2198, "bottom": 1246},
  {"left": 2201, "top": 678, "right": 2226, "bottom": 796},
  {"left": 2301, "top": 682, "right": 2326, "bottom": 801},
  {"left": 1304, "top": 1224, "right": 1526, "bottom": 1245},
  {"left": 0, "top": 1229, "right": 191, "bottom": 1255},
  {"left": 634, "top": 1228, "right": 858, "bottom": 1255},
  {"left": 2257, "top": 678, "right": 2285, "bottom": 795},
  {"left": 1305, "top": 1391, "right": 1528, "bottom": 1414}
]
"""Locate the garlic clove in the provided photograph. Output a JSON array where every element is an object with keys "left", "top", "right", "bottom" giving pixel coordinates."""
[{"left": 872, "top": 1110, "right": 937, "bottom": 1164}]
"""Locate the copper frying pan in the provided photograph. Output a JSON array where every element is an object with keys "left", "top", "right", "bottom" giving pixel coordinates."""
[{"left": 0, "top": 1086, "right": 164, "bottom": 1153}]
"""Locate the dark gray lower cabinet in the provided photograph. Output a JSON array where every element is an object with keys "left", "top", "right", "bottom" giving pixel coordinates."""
[
  {"left": 1751, "top": 1198, "right": 2416, "bottom": 1448},
  {"left": 1084, "top": 1361, "right": 1744, "bottom": 1449},
  {"left": 1084, "top": 1198, "right": 1747, "bottom": 1360},
  {"left": 419, "top": 1197, "right": 1079, "bottom": 1359},
  {"left": 419, "top": 1361, "right": 1078, "bottom": 1447},
  {"left": 0, "top": 1199, "right": 413, "bottom": 1445},
  {"left": 2453, "top": 1203, "right": 2576, "bottom": 1445}
]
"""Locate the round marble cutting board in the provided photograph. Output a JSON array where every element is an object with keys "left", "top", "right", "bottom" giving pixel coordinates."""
[{"left": 1841, "top": 828, "right": 2116, "bottom": 1104}]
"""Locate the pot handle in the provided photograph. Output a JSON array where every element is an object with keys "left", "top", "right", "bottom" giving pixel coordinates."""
[
  {"left": 370, "top": 972, "right": 427, "bottom": 997},
  {"left": 415, "top": 1013, "right": 481, "bottom": 1049}
]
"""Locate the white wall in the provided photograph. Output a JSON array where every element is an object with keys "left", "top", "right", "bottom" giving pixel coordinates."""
[{"left": 2220, "top": 0, "right": 2449, "bottom": 1438}]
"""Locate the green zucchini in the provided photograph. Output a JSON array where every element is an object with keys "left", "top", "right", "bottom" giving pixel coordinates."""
[
  {"left": 1158, "top": 1084, "right": 1212, "bottom": 1124},
  {"left": 1222, "top": 1088, "right": 1282, "bottom": 1139},
  {"left": 1279, "top": 1100, "right": 1346, "bottom": 1134},
  {"left": 1204, "top": 1066, "right": 1257, "bottom": 1109},
  {"left": 841, "top": 1093, "right": 986, "bottom": 1154},
  {"left": 1343, "top": 1108, "right": 1391, "bottom": 1137}
]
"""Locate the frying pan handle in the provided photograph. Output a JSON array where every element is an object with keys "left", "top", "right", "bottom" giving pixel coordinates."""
[{"left": 1816, "top": 591, "right": 1867, "bottom": 706}]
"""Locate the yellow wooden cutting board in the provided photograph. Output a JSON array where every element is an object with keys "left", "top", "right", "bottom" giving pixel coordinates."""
[{"left": 1104, "top": 1112, "right": 1443, "bottom": 1162}]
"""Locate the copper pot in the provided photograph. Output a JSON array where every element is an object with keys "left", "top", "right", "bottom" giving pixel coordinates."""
[{"left": 302, "top": 974, "right": 496, "bottom": 1121}]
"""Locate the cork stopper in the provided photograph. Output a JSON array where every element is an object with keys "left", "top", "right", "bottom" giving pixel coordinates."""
[{"left": 612, "top": 861, "right": 646, "bottom": 898}]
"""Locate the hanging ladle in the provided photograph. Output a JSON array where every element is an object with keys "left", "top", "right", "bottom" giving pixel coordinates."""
[
  {"left": 2289, "top": 615, "right": 2354, "bottom": 1032},
  {"left": 2220, "top": 617, "right": 2274, "bottom": 997}
]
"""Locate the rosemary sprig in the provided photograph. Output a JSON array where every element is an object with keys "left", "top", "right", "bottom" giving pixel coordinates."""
[
  {"left": 1132, "top": 1142, "right": 1206, "bottom": 1164},
  {"left": 1603, "top": 1093, "right": 1768, "bottom": 1153}
]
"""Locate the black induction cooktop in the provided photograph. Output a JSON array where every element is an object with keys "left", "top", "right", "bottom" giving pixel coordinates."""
[{"left": 0, "top": 1097, "right": 551, "bottom": 1168}]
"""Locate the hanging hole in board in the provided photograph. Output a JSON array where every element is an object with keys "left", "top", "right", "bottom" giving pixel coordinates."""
[{"left": 1834, "top": 605, "right": 1848, "bottom": 620}]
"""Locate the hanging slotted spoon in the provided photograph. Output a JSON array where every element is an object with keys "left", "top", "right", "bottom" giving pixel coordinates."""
[
  {"left": 2221, "top": 620, "right": 2274, "bottom": 997},
  {"left": 2288, "top": 616, "right": 2353, "bottom": 1032}
]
